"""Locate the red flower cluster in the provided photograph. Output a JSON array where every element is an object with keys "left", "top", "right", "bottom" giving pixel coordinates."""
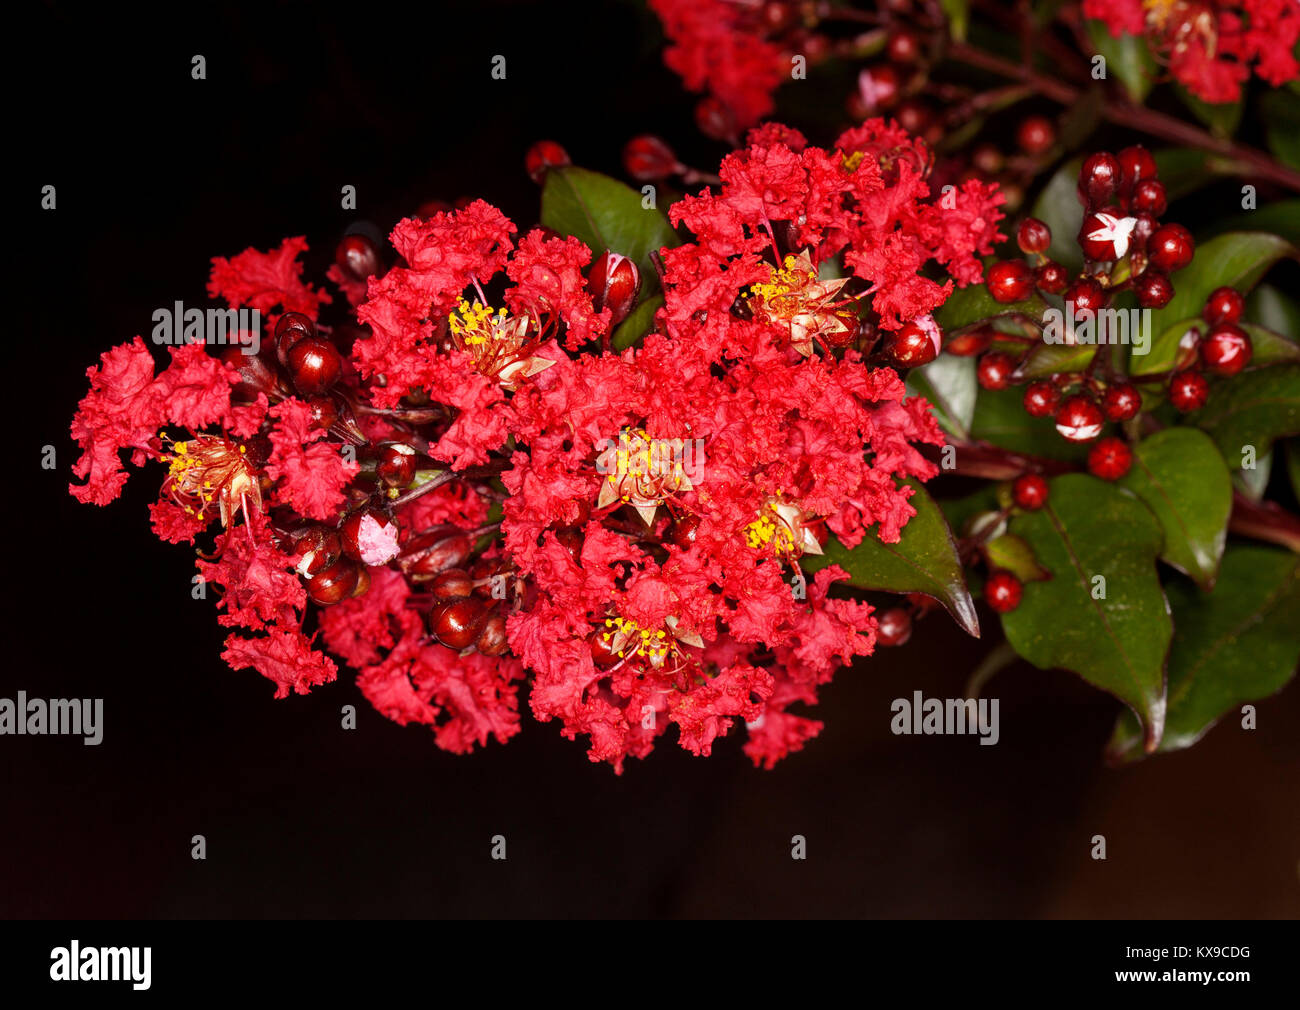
[
  {"left": 69, "top": 121, "right": 1002, "bottom": 771},
  {"left": 1085, "top": 0, "right": 1300, "bottom": 102}
]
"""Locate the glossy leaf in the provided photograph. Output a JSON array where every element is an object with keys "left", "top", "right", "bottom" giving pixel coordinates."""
[
  {"left": 1190, "top": 363, "right": 1300, "bottom": 462},
  {"left": 540, "top": 166, "right": 679, "bottom": 296},
  {"left": 1117, "top": 428, "right": 1231, "bottom": 590},
  {"left": 1018, "top": 341, "right": 1096, "bottom": 378},
  {"left": 1242, "top": 323, "right": 1300, "bottom": 366},
  {"left": 906, "top": 354, "right": 976, "bottom": 440},
  {"left": 802, "top": 480, "right": 978, "bottom": 637},
  {"left": 1000, "top": 474, "right": 1171, "bottom": 750},
  {"left": 1030, "top": 157, "right": 1085, "bottom": 273},
  {"left": 934, "top": 284, "right": 1047, "bottom": 332},
  {"left": 970, "top": 387, "right": 1091, "bottom": 461},
  {"left": 1086, "top": 19, "right": 1154, "bottom": 103},
  {"left": 1247, "top": 283, "right": 1300, "bottom": 338},
  {"left": 1107, "top": 547, "right": 1300, "bottom": 762},
  {"left": 985, "top": 533, "right": 1050, "bottom": 583},
  {"left": 1134, "top": 232, "right": 1298, "bottom": 372}
]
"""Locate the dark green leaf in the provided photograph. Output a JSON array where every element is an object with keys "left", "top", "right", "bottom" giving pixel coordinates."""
[
  {"left": 1107, "top": 547, "right": 1300, "bottom": 761},
  {"left": 906, "top": 354, "right": 976, "bottom": 440},
  {"left": 1030, "top": 157, "right": 1085, "bottom": 273},
  {"left": 802, "top": 480, "right": 978, "bottom": 637},
  {"left": 1261, "top": 90, "right": 1300, "bottom": 170},
  {"left": 986, "top": 533, "right": 1050, "bottom": 583},
  {"left": 935, "top": 284, "right": 1048, "bottom": 333},
  {"left": 1190, "top": 363, "right": 1300, "bottom": 462},
  {"left": 1242, "top": 323, "right": 1300, "bottom": 366},
  {"left": 540, "top": 166, "right": 679, "bottom": 296},
  {"left": 1232, "top": 448, "right": 1271, "bottom": 502},
  {"left": 1247, "top": 284, "right": 1300, "bottom": 338},
  {"left": 1001, "top": 473, "right": 1171, "bottom": 749},
  {"left": 1018, "top": 341, "right": 1096, "bottom": 378},
  {"left": 1086, "top": 19, "right": 1155, "bottom": 103},
  {"left": 1202, "top": 201, "right": 1300, "bottom": 246},
  {"left": 970, "top": 387, "right": 1091, "bottom": 461},
  {"left": 1134, "top": 232, "right": 1299, "bottom": 372},
  {"left": 1117, "top": 428, "right": 1232, "bottom": 590},
  {"left": 611, "top": 294, "right": 662, "bottom": 350},
  {"left": 1287, "top": 438, "right": 1300, "bottom": 500}
]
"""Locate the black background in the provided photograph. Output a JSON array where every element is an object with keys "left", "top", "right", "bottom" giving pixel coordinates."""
[{"left": 7, "top": 0, "right": 1299, "bottom": 919}]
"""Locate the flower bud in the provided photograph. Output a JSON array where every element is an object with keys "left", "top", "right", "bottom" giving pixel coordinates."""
[
  {"left": 525, "top": 140, "right": 570, "bottom": 184},
  {"left": 399, "top": 527, "right": 474, "bottom": 580},
  {"left": 587, "top": 251, "right": 641, "bottom": 326},
  {"left": 623, "top": 135, "right": 679, "bottom": 182}
]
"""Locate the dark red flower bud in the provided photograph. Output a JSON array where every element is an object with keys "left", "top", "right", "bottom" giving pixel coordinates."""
[
  {"left": 525, "top": 140, "right": 570, "bottom": 184},
  {"left": 307, "top": 558, "right": 359, "bottom": 606},
  {"left": 429, "top": 597, "right": 489, "bottom": 650},
  {"left": 1055, "top": 394, "right": 1104, "bottom": 442},
  {"left": 946, "top": 325, "right": 995, "bottom": 357},
  {"left": 1088, "top": 436, "right": 1133, "bottom": 480},
  {"left": 1199, "top": 323, "right": 1252, "bottom": 376},
  {"left": 1016, "top": 115, "right": 1056, "bottom": 157},
  {"left": 1203, "top": 286, "right": 1244, "bottom": 326},
  {"left": 1012, "top": 473, "right": 1049, "bottom": 510},
  {"left": 1130, "top": 179, "right": 1167, "bottom": 217},
  {"left": 399, "top": 527, "right": 475, "bottom": 580},
  {"left": 1133, "top": 270, "right": 1174, "bottom": 309},
  {"left": 287, "top": 337, "right": 342, "bottom": 396},
  {"left": 340, "top": 508, "right": 399, "bottom": 566},
  {"left": 695, "top": 97, "right": 737, "bottom": 141},
  {"left": 430, "top": 568, "right": 474, "bottom": 600},
  {"left": 986, "top": 570, "right": 1023, "bottom": 613},
  {"left": 294, "top": 527, "right": 343, "bottom": 578},
  {"left": 475, "top": 613, "right": 509, "bottom": 656},
  {"left": 623, "top": 135, "right": 679, "bottom": 181},
  {"left": 1065, "top": 278, "right": 1106, "bottom": 321},
  {"left": 1035, "top": 260, "right": 1068, "bottom": 294},
  {"left": 1079, "top": 152, "right": 1121, "bottom": 208},
  {"left": 335, "top": 234, "right": 382, "bottom": 282},
  {"left": 1017, "top": 218, "right": 1052, "bottom": 255},
  {"left": 1101, "top": 383, "right": 1142, "bottom": 422},
  {"left": 376, "top": 443, "right": 417, "bottom": 489},
  {"left": 886, "top": 321, "right": 940, "bottom": 367},
  {"left": 977, "top": 352, "right": 1015, "bottom": 390},
  {"left": 986, "top": 260, "right": 1033, "bottom": 303},
  {"left": 1147, "top": 223, "right": 1195, "bottom": 272},
  {"left": 1117, "top": 145, "right": 1158, "bottom": 193},
  {"left": 587, "top": 251, "right": 641, "bottom": 326},
  {"left": 1169, "top": 370, "right": 1210, "bottom": 412},
  {"left": 274, "top": 312, "right": 316, "bottom": 367},
  {"left": 1022, "top": 380, "right": 1061, "bottom": 417}
]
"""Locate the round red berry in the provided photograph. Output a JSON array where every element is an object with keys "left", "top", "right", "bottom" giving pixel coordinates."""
[
  {"left": 1066, "top": 278, "right": 1106, "bottom": 320},
  {"left": 945, "top": 325, "right": 994, "bottom": 356},
  {"left": 1017, "top": 218, "right": 1052, "bottom": 255},
  {"left": 1054, "top": 394, "right": 1104, "bottom": 442},
  {"left": 1117, "top": 146, "right": 1158, "bottom": 191},
  {"left": 876, "top": 607, "right": 913, "bottom": 647},
  {"left": 1132, "top": 270, "right": 1173, "bottom": 309},
  {"left": 1101, "top": 383, "right": 1141, "bottom": 422},
  {"left": 986, "top": 260, "right": 1033, "bottom": 303},
  {"left": 986, "top": 570, "right": 1024, "bottom": 613},
  {"left": 524, "top": 140, "right": 570, "bottom": 184},
  {"left": 1079, "top": 152, "right": 1121, "bottom": 208},
  {"left": 1035, "top": 260, "right": 1068, "bottom": 294},
  {"left": 287, "top": 337, "right": 342, "bottom": 396},
  {"left": 1147, "top": 223, "right": 1195, "bottom": 272},
  {"left": 1088, "top": 437, "right": 1133, "bottom": 481},
  {"left": 1130, "top": 179, "right": 1167, "bottom": 217},
  {"left": 1022, "top": 380, "right": 1061, "bottom": 417},
  {"left": 977, "top": 351, "right": 1015, "bottom": 390},
  {"left": 695, "top": 96, "right": 737, "bottom": 139},
  {"left": 1016, "top": 115, "right": 1056, "bottom": 157},
  {"left": 1199, "top": 323, "right": 1252, "bottom": 376},
  {"left": 1012, "top": 473, "right": 1049, "bottom": 510},
  {"left": 1203, "top": 286, "right": 1244, "bottom": 326},
  {"left": 1169, "top": 370, "right": 1210, "bottom": 412},
  {"left": 376, "top": 443, "right": 417, "bottom": 488},
  {"left": 1079, "top": 212, "right": 1137, "bottom": 262},
  {"left": 886, "top": 30, "right": 921, "bottom": 63},
  {"left": 429, "top": 597, "right": 489, "bottom": 651},
  {"left": 895, "top": 99, "right": 933, "bottom": 137},
  {"left": 972, "top": 144, "right": 1004, "bottom": 176},
  {"left": 887, "top": 321, "right": 939, "bottom": 367},
  {"left": 429, "top": 568, "right": 474, "bottom": 600}
]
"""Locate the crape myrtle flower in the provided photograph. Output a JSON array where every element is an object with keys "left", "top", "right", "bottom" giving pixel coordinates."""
[{"left": 69, "top": 121, "right": 998, "bottom": 770}]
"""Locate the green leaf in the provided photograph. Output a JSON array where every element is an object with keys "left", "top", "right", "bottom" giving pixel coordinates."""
[
  {"left": 1287, "top": 438, "right": 1300, "bottom": 500},
  {"left": 1000, "top": 474, "right": 1171, "bottom": 749},
  {"left": 935, "top": 284, "right": 1047, "bottom": 333},
  {"left": 1030, "top": 157, "right": 1085, "bottom": 273},
  {"left": 802, "top": 480, "right": 978, "bottom": 637},
  {"left": 1018, "top": 341, "right": 1096, "bottom": 378},
  {"left": 970, "top": 387, "right": 1091, "bottom": 461},
  {"left": 1086, "top": 19, "right": 1155, "bottom": 103},
  {"left": 611, "top": 294, "right": 662, "bottom": 350},
  {"left": 1117, "top": 428, "right": 1232, "bottom": 590},
  {"left": 540, "top": 166, "right": 679, "bottom": 296},
  {"left": 1107, "top": 547, "right": 1300, "bottom": 762},
  {"left": 1247, "top": 283, "right": 1300, "bottom": 338},
  {"left": 1174, "top": 83, "right": 1243, "bottom": 138},
  {"left": 1134, "top": 232, "right": 1299, "bottom": 373},
  {"left": 986, "top": 533, "right": 1050, "bottom": 583},
  {"left": 1190, "top": 363, "right": 1300, "bottom": 462},
  {"left": 1242, "top": 323, "right": 1300, "bottom": 366},
  {"left": 1202, "top": 201, "right": 1300, "bottom": 246},
  {"left": 906, "top": 354, "right": 976, "bottom": 440},
  {"left": 1232, "top": 448, "right": 1271, "bottom": 502}
]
